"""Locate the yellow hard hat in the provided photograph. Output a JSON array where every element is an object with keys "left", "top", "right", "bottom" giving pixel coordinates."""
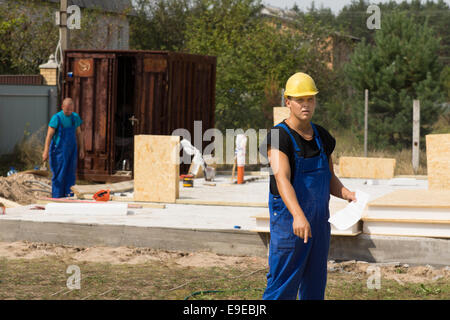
[{"left": 284, "top": 72, "right": 319, "bottom": 98}]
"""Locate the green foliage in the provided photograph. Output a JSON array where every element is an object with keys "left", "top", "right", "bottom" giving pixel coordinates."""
[
  {"left": 130, "top": 0, "right": 193, "bottom": 51},
  {"left": 0, "top": 1, "right": 58, "bottom": 74},
  {"left": 336, "top": 0, "right": 450, "bottom": 65},
  {"left": 183, "top": 0, "right": 333, "bottom": 130},
  {"left": 344, "top": 12, "right": 444, "bottom": 149},
  {"left": 0, "top": 0, "right": 124, "bottom": 74}
]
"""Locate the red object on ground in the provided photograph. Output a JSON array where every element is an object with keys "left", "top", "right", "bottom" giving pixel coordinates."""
[
  {"left": 0, "top": 203, "right": 5, "bottom": 215},
  {"left": 237, "top": 166, "right": 244, "bottom": 184},
  {"left": 93, "top": 189, "right": 111, "bottom": 201}
]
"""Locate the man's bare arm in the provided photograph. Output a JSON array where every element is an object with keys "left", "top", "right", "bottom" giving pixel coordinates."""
[
  {"left": 42, "top": 127, "right": 56, "bottom": 162},
  {"left": 329, "top": 156, "right": 356, "bottom": 202}
]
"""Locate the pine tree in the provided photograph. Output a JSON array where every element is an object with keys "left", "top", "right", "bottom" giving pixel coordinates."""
[{"left": 344, "top": 11, "right": 444, "bottom": 149}]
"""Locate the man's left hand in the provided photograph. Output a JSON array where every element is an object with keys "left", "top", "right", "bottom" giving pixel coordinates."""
[
  {"left": 343, "top": 189, "right": 356, "bottom": 202},
  {"left": 79, "top": 150, "right": 85, "bottom": 159}
]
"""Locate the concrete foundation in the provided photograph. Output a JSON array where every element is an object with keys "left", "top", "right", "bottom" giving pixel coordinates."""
[
  {"left": 0, "top": 176, "right": 448, "bottom": 266},
  {"left": 0, "top": 218, "right": 448, "bottom": 266}
]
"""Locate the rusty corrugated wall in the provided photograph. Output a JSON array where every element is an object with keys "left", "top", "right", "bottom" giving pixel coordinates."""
[{"left": 63, "top": 50, "right": 216, "bottom": 182}]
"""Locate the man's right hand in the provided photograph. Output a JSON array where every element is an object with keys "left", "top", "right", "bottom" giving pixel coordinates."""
[
  {"left": 292, "top": 215, "right": 312, "bottom": 243},
  {"left": 42, "top": 150, "right": 49, "bottom": 162}
]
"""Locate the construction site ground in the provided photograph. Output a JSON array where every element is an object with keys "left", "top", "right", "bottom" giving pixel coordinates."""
[
  {"left": 0, "top": 172, "right": 449, "bottom": 282},
  {"left": 0, "top": 240, "right": 448, "bottom": 300},
  {"left": 0, "top": 172, "right": 449, "bottom": 299}
]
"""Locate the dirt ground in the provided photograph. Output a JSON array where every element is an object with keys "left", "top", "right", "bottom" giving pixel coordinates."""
[
  {"left": 0, "top": 241, "right": 448, "bottom": 300},
  {"left": 0, "top": 173, "right": 51, "bottom": 205},
  {"left": 0, "top": 241, "right": 265, "bottom": 268},
  {"left": 0, "top": 241, "right": 448, "bottom": 283}
]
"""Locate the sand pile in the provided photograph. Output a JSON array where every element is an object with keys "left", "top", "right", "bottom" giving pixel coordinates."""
[{"left": 0, "top": 172, "right": 51, "bottom": 205}]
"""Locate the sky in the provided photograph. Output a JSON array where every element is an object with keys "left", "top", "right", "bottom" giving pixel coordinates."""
[{"left": 262, "top": 0, "right": 450, "bottom": 14}]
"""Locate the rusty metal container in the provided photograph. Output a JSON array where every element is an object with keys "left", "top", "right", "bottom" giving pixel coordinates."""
[{"left": 62, "top": 50, "right": 216, "bottom": 182}]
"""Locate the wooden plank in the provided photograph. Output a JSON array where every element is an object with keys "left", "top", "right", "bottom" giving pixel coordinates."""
[
  {"left": 339, "top": 156, "right": 396, "bottom": 179},
  {"left": 70, "top": 180, "right": 134, "bottom": 196},
  {"left": 426, "top": 134, "right": 450, "bottom": 190},
  {"left": 36, "top": 198, "right": 143, "bottom": 209},
  {"left": 61, "top": 196, "right": 166, "bottom": 209},
  {"left": 331, "top": 231, "right": 362, "bottom": 237},
  {"left": 273, "top": 107, "right": 290, "bottom": 126},
  {"left": 0, "top": 196, "right": 21, "bottom": 208},
  {"left": 175, "top": 199, "right": 267, "bottom": 207},
  {"left": 368, "top": 189, "right": 450, "bottom": 208},
  {"left": 133, "top": 135, "right": 180, "bottom": 203},
  {"left": 363, "top": 217, "right": 450, "bottom": 224}
]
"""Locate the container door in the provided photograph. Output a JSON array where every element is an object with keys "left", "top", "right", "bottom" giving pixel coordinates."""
[
  {"left": 63, "top": 53, "right": 117, "bottom": 181},
  {"left": 133, "top": 53, "right": 169, "bottom": 135}
]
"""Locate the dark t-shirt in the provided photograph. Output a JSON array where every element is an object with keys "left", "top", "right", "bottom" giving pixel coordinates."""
[{"left": 259, "top": 120, "right": 336, "bottom": 196}]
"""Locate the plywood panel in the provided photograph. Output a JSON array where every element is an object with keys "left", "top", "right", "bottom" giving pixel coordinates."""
[
  {"left": 368, "top": 189, "right": 450, "bottom": 208},
  {"left": 134, "top": 135, "right": 180, "bottom": 203},
  {"left": 273, "top": 107, "right": 290, "bottom": 126},
  {"left": 426, "top": 134, "right": 450, "bottom": 190},
  {"left": 339, "top": 157, "right": 396, "bottom": 179}
]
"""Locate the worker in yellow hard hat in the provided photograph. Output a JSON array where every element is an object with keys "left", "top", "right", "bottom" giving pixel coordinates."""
[{"left": 261, "top": 72, "right": 356, "bottom": 300}]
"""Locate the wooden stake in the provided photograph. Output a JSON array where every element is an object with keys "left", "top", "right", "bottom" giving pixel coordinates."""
[
  {"left": 364, "top": 89, "right": 369, "bottom": 157},
  {"left": 412, "top": 100, "right": 420, "bottom": 174}
]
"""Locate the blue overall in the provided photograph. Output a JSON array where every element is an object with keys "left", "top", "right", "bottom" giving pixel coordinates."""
[
  {"left": 263, "top": 122, "right": 331, "bottom": 300},
  {"left": 49, "top": 113, "right": 78, "bottom": 198}
]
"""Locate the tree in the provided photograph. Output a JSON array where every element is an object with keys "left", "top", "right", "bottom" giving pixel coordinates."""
[
  {"left": 183, "top": 0, "right": 333, "bottom": 130},
  {"left": 336, "top": 0, "right": 450, "bottom": 66},
  {"left": 0, "top": 0, "right": 124, "bottom": 74},
  {"left": 130, "top": 0, "right": 195, "bottom": 51},
  {"left": 344, "top": 12, "right": 444, "bottom": 149}
]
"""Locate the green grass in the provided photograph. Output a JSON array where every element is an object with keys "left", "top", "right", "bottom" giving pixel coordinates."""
[{"left": 0, "top": 257, "right": 448, "bottom": 300}]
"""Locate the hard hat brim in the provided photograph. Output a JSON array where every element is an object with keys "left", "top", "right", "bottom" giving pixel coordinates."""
[{"left": 284, "top": 91, "right": 319, "bottom": 97}]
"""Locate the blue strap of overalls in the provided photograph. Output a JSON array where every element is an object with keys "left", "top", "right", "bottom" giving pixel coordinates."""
[
  {"left": 55, "top": 113, "right": 76, "bottom": 147},
  {"left": 276, "top": 122, "right": 324, "bottom": 156}
]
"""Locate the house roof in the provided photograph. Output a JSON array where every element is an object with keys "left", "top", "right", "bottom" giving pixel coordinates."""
[
  {"left": 46, "top": 0, "right": 136, "bottom": 15},
  {"left": 260, "top": 5, "right": 297, "bottom": 21}
]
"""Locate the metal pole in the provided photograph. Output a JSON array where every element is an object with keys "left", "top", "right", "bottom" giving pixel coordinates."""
[
  {"left": 412, "top": 100, "right": 420, "bottom": 174},
  {"left": 281, "top": 89, "right": 285, "bottom": 107},
  {"left": 364, "top": 89, "right": 368, "bottom": 157}
]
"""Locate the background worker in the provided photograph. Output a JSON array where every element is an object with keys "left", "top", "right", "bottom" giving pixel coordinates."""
[
  {"left": 260, "top": 72, "right": 356, "bottom": 300},
  {"left": 42, "top": 98, "right": 84, "bottom": 198}
]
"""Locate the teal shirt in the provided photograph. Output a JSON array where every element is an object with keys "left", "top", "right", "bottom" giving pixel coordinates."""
[{"left": 49, "top": 111, "right": 82, "bottom": 145}]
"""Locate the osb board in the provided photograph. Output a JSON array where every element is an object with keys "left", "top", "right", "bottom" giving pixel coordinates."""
[
  {"left": 368, "top": 189, "right": 450, "bottom": 208},
  {"left": 134, "top": 135, "right": 180, "bottom": 203},
  {"left": 426, "top": 134, "right": 450, "bottom": 190},
  {"left": 71, "top": 181, "right": 134, "bottom": 196},
  {"left": 273, "top": 107, "right": 290, "bottom": 126},
  {"left": 339, "top": 157, "right": 396, "bottom": 179}
]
